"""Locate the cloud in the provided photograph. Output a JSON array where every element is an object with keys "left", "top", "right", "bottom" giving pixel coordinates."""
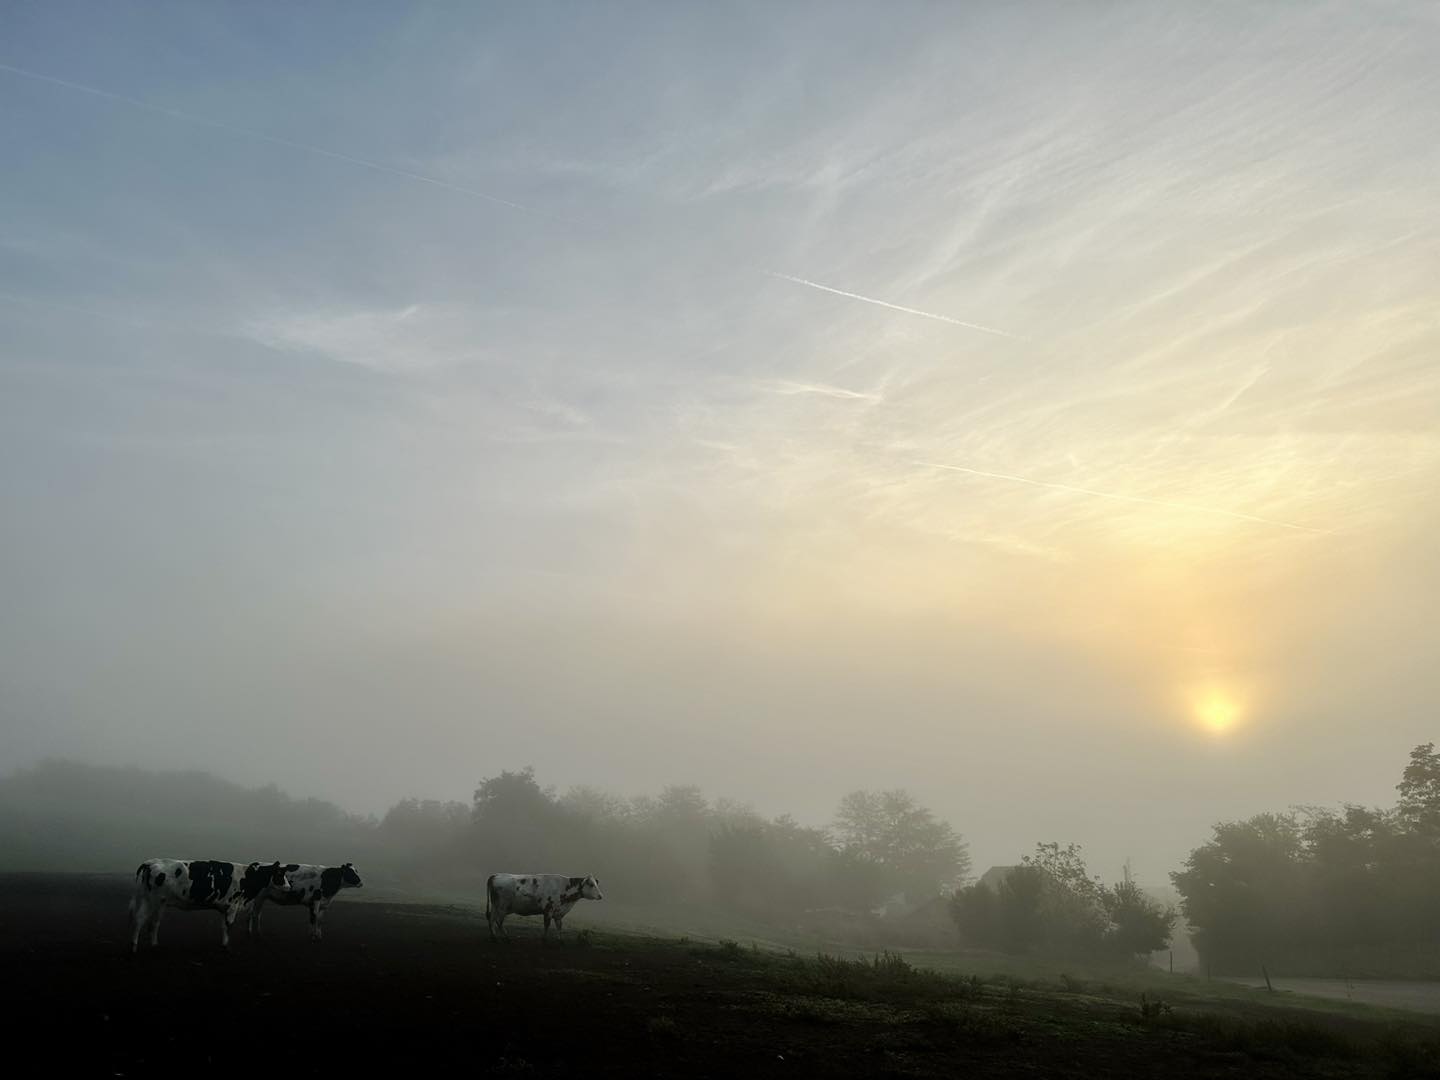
[
  {"left": 242, "top": 303, "right": 481, "bottom": 374},
  {"left": 763, "top": 271, "right": 1018, "bottom": 338},
  {"left": 759, "top": 379, "right": 882, "bottom": 402}
]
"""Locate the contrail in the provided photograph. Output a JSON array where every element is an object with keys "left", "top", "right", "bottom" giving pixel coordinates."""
[
  {"left": 764, "top": 271, "right": 1018, "bottom": 339},
  {"left": 0, "top": 61, "right": 563, "bottom": 221},
  {"left": 3, "top": 62, "right": 1024, "bottom": 329},
  {"left": 913, "top": 459, "right": 1328, "bottom": 534}
]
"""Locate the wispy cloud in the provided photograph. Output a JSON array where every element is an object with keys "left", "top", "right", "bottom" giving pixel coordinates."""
[
  {"left": 912, "top": 460, "right": 1329, "bottom": 535},
  {"left": 243, "top": 303, "right": 482, "bottom": 374},
  {"left": 763, "top": 271, "right": 1019, "bottom": 338},
  {"left": 760, "top": 379, "right": 882, "bottom": 402}
]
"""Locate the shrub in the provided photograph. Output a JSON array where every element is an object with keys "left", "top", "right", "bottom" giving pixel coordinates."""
[{"left": 646, "top": 1015, "right": 678, "bottom": 1037}]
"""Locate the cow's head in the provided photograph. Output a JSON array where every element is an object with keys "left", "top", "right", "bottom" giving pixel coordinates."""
[
  {"left": 264, "top": 861, "right": 293, "bottom": 892},
  {"left": 579, "top": 875, "right": 603, "bottom": 901},
  {"left": 339, "top": 863, "right": 363, "bottom": 889}
]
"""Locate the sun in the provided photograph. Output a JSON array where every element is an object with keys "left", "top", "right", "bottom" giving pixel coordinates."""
[{"left": 1193, "top": 691, "right": 1241, "bottom": 735}]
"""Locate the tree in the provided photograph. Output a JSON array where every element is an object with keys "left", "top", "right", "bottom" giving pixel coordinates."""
[
  {"left": 950, "top": 880, "right": 999, "bottom": 947},
  {"left": 1397, "top": 743, "right": 1440, "bottom": 834},
  {"left": 833, "top": 789, "right": 970, "bottom": 905},
  {"left": 1102, "top": 880, "right": 1175, "bottom": 957},
  {"left": 998, "top": 865, "right": 1047, "bottom": 952},
  {"left": 1171, "top": 812, "right": 1310, "bottom": 972},
  {"left": 471, "top": 767, "right": 572, "bottom": 868},
  {"left": 1172, "top": 745, "right": 1440, "bottom": 974},
  {"left": 473, "top": 766, "right": 556, "bottom": 823},
  {"left": 379, "top": 797, "right": 470, "bottom": 850},
  {"left": 1021, "top": 842, "right": 1107, "bottom": 950},
  {"left": 953, "top": 845, "right": 1173, "bottom": 957},
  {"left": 559, "top": 785, "right": 631, "bottom": 823}
]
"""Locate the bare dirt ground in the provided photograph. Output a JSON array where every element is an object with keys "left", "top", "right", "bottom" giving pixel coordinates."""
[{"left": 3, "top": 873, "right": 1438, "bottom": 1078}]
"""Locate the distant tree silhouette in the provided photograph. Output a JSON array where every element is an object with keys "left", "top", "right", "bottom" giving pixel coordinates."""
[
  {"left": 1173, "top": 743, "right": 1440, "bottom": 975},
  {"left": 833, "top": 789, "right": 970, "bottom": 905},
  {"left": 951, "top": 842, "right": 1172, "bottom": 958}
]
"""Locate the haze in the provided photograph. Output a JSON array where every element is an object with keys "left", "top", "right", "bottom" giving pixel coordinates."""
[{"left": 2, "top": 2, "right": 1437, "bottom": 881}]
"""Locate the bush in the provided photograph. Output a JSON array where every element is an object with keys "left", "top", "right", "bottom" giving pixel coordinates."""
[{"left": 952, "top": 845, "right": 1173, "bottom": 958}]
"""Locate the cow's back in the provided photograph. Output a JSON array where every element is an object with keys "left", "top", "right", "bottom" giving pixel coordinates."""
[
  {"left": 266, "top": 863, "right": 323, "bottom": 905},
  {"left": 488, "top": 873, "right": 569, "bottom": 916},
  {"left": 135, "top": 859, "right": 239, "bottom": 910}
]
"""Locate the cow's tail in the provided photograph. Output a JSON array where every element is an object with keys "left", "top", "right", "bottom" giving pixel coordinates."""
[
  {"left": 129, "top": 861, "right": 151, "bottom": 918},
  {"left": 485, "top": 874, "right": 496, "bottom": 924}
]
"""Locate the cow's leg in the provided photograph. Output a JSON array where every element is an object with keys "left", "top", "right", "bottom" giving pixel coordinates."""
[
  {"left": 248, "top": 898, "right": 264, "bottom": 938},
  {"left": 220, "top": 907, "right": 238, "bottom": 948},
  {"left": 129, "top": 896, "right": 150, "bottom": 953},
  {"left": 147, "top": 903, "right": 165, "bottom": 947},
  {"left": 542, "top": 912, "right": 552, "bottom": 940},
  {"left": 553, "top": 914, "right": 564, "bottom": 938},
  {"left": 309, "top": 900, "right": 325, "bottom": 941},
  {"left": 494, "top": 913, "right": 509, "bottom": 940}
]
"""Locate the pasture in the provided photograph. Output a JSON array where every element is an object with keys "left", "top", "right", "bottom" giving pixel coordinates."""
[{"left": 4, "top": 872, "right": 1439, "bottom": 1078}]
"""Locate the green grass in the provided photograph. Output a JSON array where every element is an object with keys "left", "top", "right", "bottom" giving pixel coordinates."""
[
  {"left": 364, "top": 889, "right": 1440, "bottom": 1075},
  {"left": 366, "top": 883, "right": 1440, "bottom": 1035}
]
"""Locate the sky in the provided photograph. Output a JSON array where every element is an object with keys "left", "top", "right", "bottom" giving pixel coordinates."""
[{"left": 2, "top": 1, "right": 1438, "bottom": 882}]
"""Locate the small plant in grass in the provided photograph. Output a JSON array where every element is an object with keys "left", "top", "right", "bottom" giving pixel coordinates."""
[
  {"left": 572, "top": 929, "right": 593, "bottom": 949},
  {"left": 798, "top": 951, "right": 956, "bottom": 1003},
  {"left": 1138, "top": 993, "right": 1171, "bottom": 1020},
  {"left": 870, "top": 951, "right": 914, "bottom": 979},
  {"left": 489, "top": 1057, "right": 535, "bottom": 1077},
  {"left": 646, "top": 1015, "right": 678, "bottom": 1037},
  {"left": 953, "top": 974, "right": 985, "bottom": 1001},
  {"left": 918, "top": 1001, "right": 1022, "bottom": 1043},
  {"left": 1058, "top": 973, "right": 1085, "bottom": 994},
  {"left": 716, "top": 938, "right": 746, "bottom": 960}
]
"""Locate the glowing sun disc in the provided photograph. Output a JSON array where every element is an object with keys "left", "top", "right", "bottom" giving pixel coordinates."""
[{"left": 1195, "top": 693, "right": 1241, "bottom": 735}]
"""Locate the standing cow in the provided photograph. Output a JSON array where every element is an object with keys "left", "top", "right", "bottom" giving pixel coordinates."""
[
  {"left": 486, "top": 873, "right": 602, "bottom": 940},
  {"left": 128, "top": 859, "right": 292, "bottom": 952},
  {"left": 247, "top": 862, "right": 363, "bottom": 941}
]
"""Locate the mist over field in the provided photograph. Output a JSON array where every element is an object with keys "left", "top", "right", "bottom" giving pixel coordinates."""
[{"left": 3, "top": 0, "right": 1439, "bottom": 1004}]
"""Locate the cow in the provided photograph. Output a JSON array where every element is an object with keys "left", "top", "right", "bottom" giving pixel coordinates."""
[
  {"left": 128, "top": 859, "right": 292, "bottom": 952},
  {"left": 247, "top": 862, "right": 363, "bottom": 941},
  {"left": 485, "top": 873, "right": 602, "bottom": 941}
]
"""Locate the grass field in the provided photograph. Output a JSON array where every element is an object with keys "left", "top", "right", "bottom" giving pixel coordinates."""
[{"left": 5, "top": 873, "right": 1440, "bottom": 1077}]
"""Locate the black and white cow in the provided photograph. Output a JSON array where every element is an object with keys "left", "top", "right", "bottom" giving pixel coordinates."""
[
  {"left": 128, "top": 859, "right": 292, "bottom": 952},
  {"left": 247, "top": 862, "right": 363, "bottom": 941},
  {"left": 485, "top": 873, "right": 602, "bottom": 940}
]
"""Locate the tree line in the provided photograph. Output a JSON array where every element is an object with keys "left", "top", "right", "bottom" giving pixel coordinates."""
[
  {"left": 0, "top": 759, "right": 971, "bottom": 925},
  {"left": 1172, "top": 742, "right": 1440, "bottom": 976},
  {"left": 0, "top": 758, "right": 1179, "bottom": 958},
  {"left": 61, "top": 746, "right": 1440, "bottom": 973},
  {"left": 383, "top": 768, "right": 972, "bottom": 921}
]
